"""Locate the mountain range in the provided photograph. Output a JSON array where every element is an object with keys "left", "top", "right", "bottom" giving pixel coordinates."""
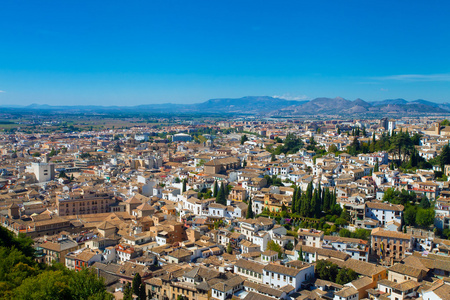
[{"left": 2, "top": 96, "right": 450, "bottom": 117}]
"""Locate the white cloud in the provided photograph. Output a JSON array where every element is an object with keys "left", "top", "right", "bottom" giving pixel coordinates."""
[
  {"left": 380, "top": 88, "right": 388, "bottom": 91},
  {"left": 273, "top": 94, "right": 309, "bottom": 101},
  {"left": 373, "top": 73, "right": 450, "bottom": 82},
  {"left": 0, "top": 90, "right": 5, "bottom": 93}
]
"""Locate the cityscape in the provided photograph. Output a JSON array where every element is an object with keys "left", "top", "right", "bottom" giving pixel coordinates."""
[{"left": 1, "top": 1, "right": 450, "bottom": 300}]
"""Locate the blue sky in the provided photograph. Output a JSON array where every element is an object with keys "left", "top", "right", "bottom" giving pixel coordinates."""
[{"left": 0, "top": 1, "right": 449, "bottom": 105}]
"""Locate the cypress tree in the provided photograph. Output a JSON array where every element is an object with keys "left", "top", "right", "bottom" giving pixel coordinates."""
[
  {"left": 132, "top": 273, "right": 142, "bottom": 296},
  {"left": 213, "top": 181, "right": 218, "bottom": 197},
  {"left": 182, "top": 179, "right": 187, "bottom": 193},
  {"left": 296, "top": 189, "right": 302, "bottom": 215},
  {"left": 123, "top": 282, "right": 133, "bottom": 300},
  {"left": 322, "top": 188, "right": 329, "bottom": 212},
  {"left": 218, "top": 182, "right": 227, "bottom": 205},
  {"left": 298, "top": 246, "right": 303, "bottom": 261},
  {"left": 318, "top": 182, "right": 323, "bottom": 212},
  {"left": 292, "top": 186, "right": 298, "bottom": 214},
  {"left": 216, "top": 183, "right": 225, "bottom": 205},
  {"left": 246, "top": 198, "right": 254, "bottom": 219},
  {"left": 139, "top": 283, "right": 146, "bottom": 300}
]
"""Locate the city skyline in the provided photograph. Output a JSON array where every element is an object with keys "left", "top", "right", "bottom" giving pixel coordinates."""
[{"left": 0, "top": 0, "right": 449, "bottom": 105}]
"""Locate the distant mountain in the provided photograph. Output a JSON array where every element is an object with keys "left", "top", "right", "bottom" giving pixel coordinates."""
[
  {"left": 409, "top": 99, "right": 440, "bottom": 107},
  {"left": 190, "top": 96, "right": 308, "bottom": 114},
  {"left": 370, "top": 98, "right": 408, "bottom": 106},
  {"left": 271, "top": 97, "right": 450, "bottom": 116},
  {"left": 2, "top": 96, "right": 449, "bottom": 117}
]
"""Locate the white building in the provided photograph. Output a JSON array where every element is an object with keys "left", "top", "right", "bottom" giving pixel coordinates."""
[
  {"left": 263, "top": 262, "right": 314, "bottom": 291},
  {"left": 365, "top": 202, "right": 403, "bottom": 226},
  {"left": 27, "top": 162, "right": 55, "bottom": 182}
]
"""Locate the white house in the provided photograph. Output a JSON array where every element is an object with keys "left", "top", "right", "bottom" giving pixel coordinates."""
[
  {"left": 263, "top": 262, "right": 314, "bottom": 291},
  {"left": 365, "top": 202, "right": 403, "bottom": 226}
]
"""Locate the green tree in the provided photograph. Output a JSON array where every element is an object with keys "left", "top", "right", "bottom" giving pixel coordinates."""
[
  {"left": 138, "top": 283, "right": 146, "bottom": 300},
  {"left": 439, "top": 144, "right": 450, "bottom": 171},
  {"left": 267, "top": 241, "right": 283, "bottom": 258},
  {"left": 315, "top": 260, "right": 339, "bottom": 282},
  {"left": 226, "top": 242, "right": 233, "bottom": 254},
  {"left": 69, "top": 268, "right": 111, "bottom": 300},
  {"left": 285, "top": 241, "right": 294, "bottom": 251},
  {"left": 11, "top": 270, "right": 72, "bottom": 300},
  {"left": 419, "top": 195, "right": 431, "bottom": 209},
  {"left": 132, "top": 273, "right": 142, "bottom": 296},
  {"left": 404, "top": 206, "right": 417, "bottom": 226},
  {"left": 246, "top": 198, "right": 254, "bottom": 219},
  {"left": 416, "top": 208, "right": 435, "bottom": 227},
  {"left": 336, "top": 267, "right": 358, "bottom": 285},
  {"left": 182, "top": 179, "right": 187, "bottom": 193},
  {"left": 216, "top": 183, "right": 227, "bottom": 205},
  {"left": 339, "top": 228, "right": 351, "bottom": 237},
  {"left": 123, "top": 282, "right": 133, "bottom": 300},
  {"left": 213, "top": 181, "right": 218, "bottom": 197},
  {"left": 240, "top": 135, "right": 248, "bottom": 145},
  {"left": 328, "top": 144, "right": 338, "bottom": 153},
  {"left": 298, "top": 247, "right": 303, "bottom": 261}
]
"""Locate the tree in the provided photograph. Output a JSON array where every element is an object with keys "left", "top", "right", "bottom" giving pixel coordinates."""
[
  {"left": 267, "top": 241, "right": 283, "bottom": 258},
  {"left": 298, "top": 247, "right": 303, "bottom": 261},
  {"left": 315, "top": 260, "right": 339, "bottom": 282},
  {"left": 419, "top": 195, "right": 431, "bottom": 209},
  {"left": 182, "top": 179, "right": 187, "bottom": 193},
  {"left": 69, "top": 268, "right": 112, "bottom": 300},
  {"left": 226, "top": 242, "right": 233, "bottom": 254},
  {"left": 138, "top": 282, "right": 146, "bottom": 300},
  {"left": 404, "top": 206, "right": 417, "bottom": 226},
  {"left": 246, "top": 198, "right": 254, "bottom": 219},
  {"left": 216, "top": 183, "right": 227, "bottom": 205},
  {"left": 132, "top": 273, "right": 142, "bottom": 296},
  {"left": 285, "top": 241, "right": 294, "bottom": 251},
  {"left": 240, "top": 135, "right": 248, "bottom": 145},
  {"left": 213, "top": 181, "right": 218, "bottom": 197},
  {"left": 328, "top": 144, "right": 338, "bottom": 153},
  {"left": 339, "top": 228, "right": 351, "bottom": 237},
  {"left": 11, "top": 270, "right": 72, "bottom": 300},
  {"left": 123, "top": 282, "right": 133, "bottom": 300},
  {"left": 336, "top": 267, "right": 358, "bottom": 285},
  {"left": 439, "top": 144, "right": 450, "bottom": 171},
  {"left": 416, "top": 208, "right": 435, "bottom": 227}
]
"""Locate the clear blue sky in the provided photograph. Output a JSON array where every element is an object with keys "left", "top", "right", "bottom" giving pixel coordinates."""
[{"left": 0, "top": 1, "right": 449, "bottom": 105}]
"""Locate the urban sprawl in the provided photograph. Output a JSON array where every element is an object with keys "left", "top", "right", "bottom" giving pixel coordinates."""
[{"left": 2, "top": 116, "right": 450, "bottom": 300}]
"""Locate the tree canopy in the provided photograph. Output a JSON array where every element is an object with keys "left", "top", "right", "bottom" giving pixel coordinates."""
[{"left": 0, "top": 226, "right": 112, "bottom": 300}]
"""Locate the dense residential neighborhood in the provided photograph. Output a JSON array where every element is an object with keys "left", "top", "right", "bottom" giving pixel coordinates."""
[{"left": 2, "top": 116, "right": 450, "bottom": 300}]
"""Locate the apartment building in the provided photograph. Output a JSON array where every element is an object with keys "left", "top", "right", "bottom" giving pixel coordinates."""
[
  {"left": 56, "top": 189, "right": 117, "bottom": 216},
  {"left": 371, "top": 228, "right": 413, "bottom": 265},
  {"left": 297, "top": 228, "right": 324, "bottom": 248}
]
